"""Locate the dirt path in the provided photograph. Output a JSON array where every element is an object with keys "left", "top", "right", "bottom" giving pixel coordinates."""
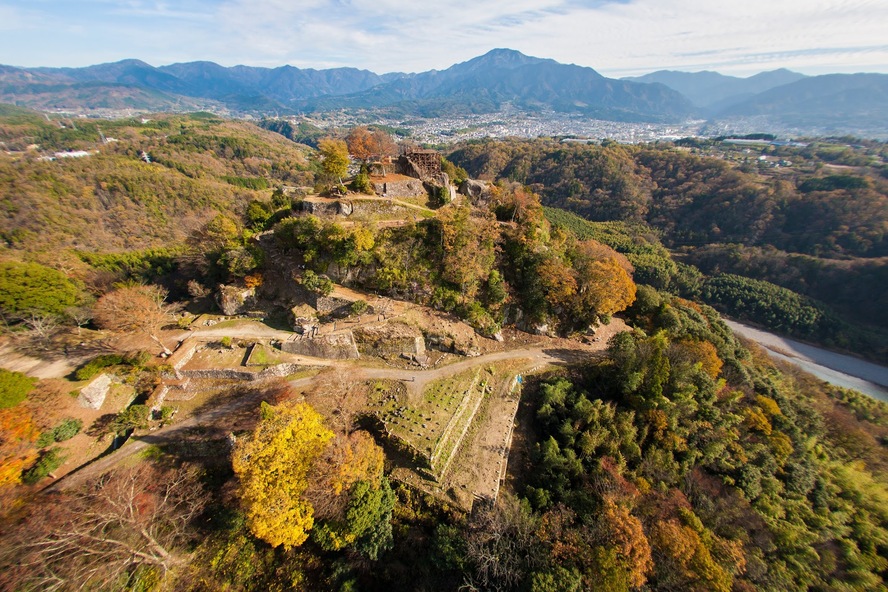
[
  {"left": 48, "top": 373, "right": 319, "bottom": 492},
  {"left": 47, "top": 317, "right": 627, "bottom": 491},
  {"left": 354, "top": 346, "right": 598, "bottom": 397},
  {"left": 0, "top": 344, "right": 84, "bottom": 379}
]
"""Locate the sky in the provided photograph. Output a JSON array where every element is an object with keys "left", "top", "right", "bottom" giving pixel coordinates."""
[{"left": 1, "top": 0, "right": 887, "bottom": 77}]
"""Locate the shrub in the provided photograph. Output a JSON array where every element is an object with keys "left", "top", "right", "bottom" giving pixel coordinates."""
[
  {"left": 351, "top": 171, "right": 374, "bottom": 194},
  {"left": 0, "top": 368, "right": 37, "bottom": 408},
  {"left": 21, "top": 447, "right": 66, "bottom": 484},
  {"left": 221, "top": 336, "right": 232, "bottom": 348},
  {"left": 111, "top": 405, "right": 151, "bottom": 435},
  {"left": 351, "top": 300, "right": 368, "bottom": 316},
  {"left": 74, "top": 352, "right": 150, "bottom": 381},
  {"left": 36, "top": 418, "right": 83, "bottom": 447},
  {"left": 52, "top": 418, "right": 83, "bottom": 442},
  {"left": 74, "top": 354, "right": 126, "bottom": 381},
  {"left": 159, "top": 406, "right": 175, "bottom": 421}
]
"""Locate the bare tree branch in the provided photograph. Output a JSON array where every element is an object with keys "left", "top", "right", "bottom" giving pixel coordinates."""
[{"left": 1, "top": 464, "right": 206, "bottom": 591}]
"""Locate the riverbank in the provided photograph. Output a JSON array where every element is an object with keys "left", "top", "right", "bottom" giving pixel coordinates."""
[{"left": 725, "top": 320, "right": 888, "bottom": 401}]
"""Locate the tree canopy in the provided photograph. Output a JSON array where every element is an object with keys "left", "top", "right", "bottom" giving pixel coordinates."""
[
  {"left": 232, "top": 401, "right": 334, "bottom": 549},
  {"left": 318, "top": 138, "right": 349, "bottom": 185}
]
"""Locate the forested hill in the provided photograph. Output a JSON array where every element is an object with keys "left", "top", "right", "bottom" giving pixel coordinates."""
[
  {"left": 0, "top": 108, "right": 886, "bottom": 590},
  {"left": 0, "top": 106, "right": 315, "bottom": 255},
  {"left": 448, "top": 138, "right": 888, "bottom": 361}
]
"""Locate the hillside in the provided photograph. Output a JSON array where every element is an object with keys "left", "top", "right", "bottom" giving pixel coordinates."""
[
  {"left": 448, "top": 137, "right": 888, "bottom": 362},
  {"left": 624, "top": 68, "right": 806, "bottom": 110},
  {"left": 0, "top": 112, "right": 885, "bottom": 590},
  {"left": 0, "top": 108, "right": 314, "bottom": 255},
  {"left": 718, "top": 73, "right": 888, "bottom": 133}
]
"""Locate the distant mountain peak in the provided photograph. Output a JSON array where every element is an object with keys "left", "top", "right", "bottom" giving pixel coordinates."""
[{"left": 452, "top": 48, "right": 552, "bottom": 72}]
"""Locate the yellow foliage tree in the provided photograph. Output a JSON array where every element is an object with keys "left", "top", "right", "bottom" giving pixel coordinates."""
[{"left": 232, "top": 401, "right": 333, "bottom": 549}]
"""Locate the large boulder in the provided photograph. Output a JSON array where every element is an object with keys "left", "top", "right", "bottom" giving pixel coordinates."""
[
  {"left": 78, "top": 373, "right": 112, "bottom": 409},
  {"left": 459, "top": 179, "right": 490, "bottom": 203}
]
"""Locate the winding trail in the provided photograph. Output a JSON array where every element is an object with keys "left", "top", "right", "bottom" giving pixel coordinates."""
[{"left": 44, "top": 315, "right": 626, "bottom": 491}]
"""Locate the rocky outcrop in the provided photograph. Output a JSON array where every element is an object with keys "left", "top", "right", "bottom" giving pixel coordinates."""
[
  {"left": 78, "top": 374, "right": 112, "bottom": 409},
  {"left": 217, "top": 284, "right": 256, "bottom": 316},
  {"left": 459, "top": 179, "right": 490, "bottom": 204},
  {"left": 290, "top": 303, "right": 318, "bottom": 333},
  {"left": 301, "top": 199, "right": 340, "bottom": 216},
  {"left": 314, "top": 295, "right": 355, "bottom": 316},
  {"left": 280, "top": 332, "right": 360, "bottom": 359}
]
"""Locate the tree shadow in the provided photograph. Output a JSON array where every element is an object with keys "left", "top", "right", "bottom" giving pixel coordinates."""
[{"left": 541, "top": 347, "right": 606, "bottom": 365}]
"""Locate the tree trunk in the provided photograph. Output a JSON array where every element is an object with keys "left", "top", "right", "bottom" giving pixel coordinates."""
[{"left": 150, "top": 334, "right": 172, "bottom": 356}]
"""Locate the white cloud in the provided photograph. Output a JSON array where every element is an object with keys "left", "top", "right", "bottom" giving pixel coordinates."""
[{"left": 0, "top": 0, "right": 887, "bottom": 76}]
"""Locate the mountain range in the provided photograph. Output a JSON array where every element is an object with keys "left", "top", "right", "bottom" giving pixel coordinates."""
[
  {"left": 622, "top": 69, "right": 808, "bottom": 112},
  {"left": 2, "top": 49, "right": 887, "bottom": 134}
]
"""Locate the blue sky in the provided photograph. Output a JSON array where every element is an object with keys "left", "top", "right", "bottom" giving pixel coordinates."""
[{"left": 2, "top": 0, "right": 887, "bottom": 77}]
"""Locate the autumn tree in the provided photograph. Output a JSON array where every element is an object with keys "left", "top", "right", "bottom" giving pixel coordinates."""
[
  {"left": 232, "top": 401, "right": 334, "bottom": 549},
  {"left": 436, "top": 203, "right": 497, "bottom": 299},
  {"left": 93, "top": 284, "right": 180, "bottom": 355},
  {"left": 305, "top": 430, "right": 385, "bottom": 519},
  {"left": 1, "top": 464, "right": 206, "bottom": 591},
  {"left": 569, "top": 240, "right": 636, "bottom": 323},
  {"left": 587, "top": 498, "right": 653, "bottom": 590},
  {"left": 346, "top": 126, "right": 375, "bottom": 162},
  {"left": 318, "top": 138, "right": 349, "bottom": 186},
  {"left": 0, "top": 406, "right": 38, "bottom": 489},
  {"left": 347, "top": 127, "right": 397, "bottom": 171}
]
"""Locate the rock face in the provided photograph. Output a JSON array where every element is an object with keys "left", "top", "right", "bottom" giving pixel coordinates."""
[
  {"left": 78, "top": 373, "right": 112, "bottom": 409},
  {"left": 353, "top": 323, "right": 426, "bottom": 357},
  {"left": 301, "top": 199, "right": 340, "bottom": 216},
  {"left": 314, "top": 294, "right": 355, "bottom": 317},
  {"left": 280, "top": 332, "right": 360, "bottom": 359},
  {"left": 217, "top": 284, "right": 256, "bottom": 316},
  {"left": 459, "top": 179, "right": 490, "bottom": 203}
]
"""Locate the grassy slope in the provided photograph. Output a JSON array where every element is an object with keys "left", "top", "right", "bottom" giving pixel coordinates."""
[{"left": 0, "top": 109, "right": 314, "bottom": 256}]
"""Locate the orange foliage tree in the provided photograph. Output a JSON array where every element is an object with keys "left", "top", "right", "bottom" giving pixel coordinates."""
[
  {"left": 0, "top": 407, "right": 39, "bottom": 488},
  {"left": 93, "top": 284, "right": 180, "bottom": 355}
]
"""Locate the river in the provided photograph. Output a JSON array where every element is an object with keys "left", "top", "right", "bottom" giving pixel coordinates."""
[{"left": 724, "top": 320, "right": 888, "bottom": 402}]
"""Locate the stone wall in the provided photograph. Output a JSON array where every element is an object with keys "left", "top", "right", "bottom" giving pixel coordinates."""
[
  {"left": 280, "top": 332, "right": 360, "bottom": 359},
  {"left": 371, "top": 177, "right": 427, "bottom": 199},
  {"left": 353, "top": 323, "right": 426, "bottom": 358}
]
